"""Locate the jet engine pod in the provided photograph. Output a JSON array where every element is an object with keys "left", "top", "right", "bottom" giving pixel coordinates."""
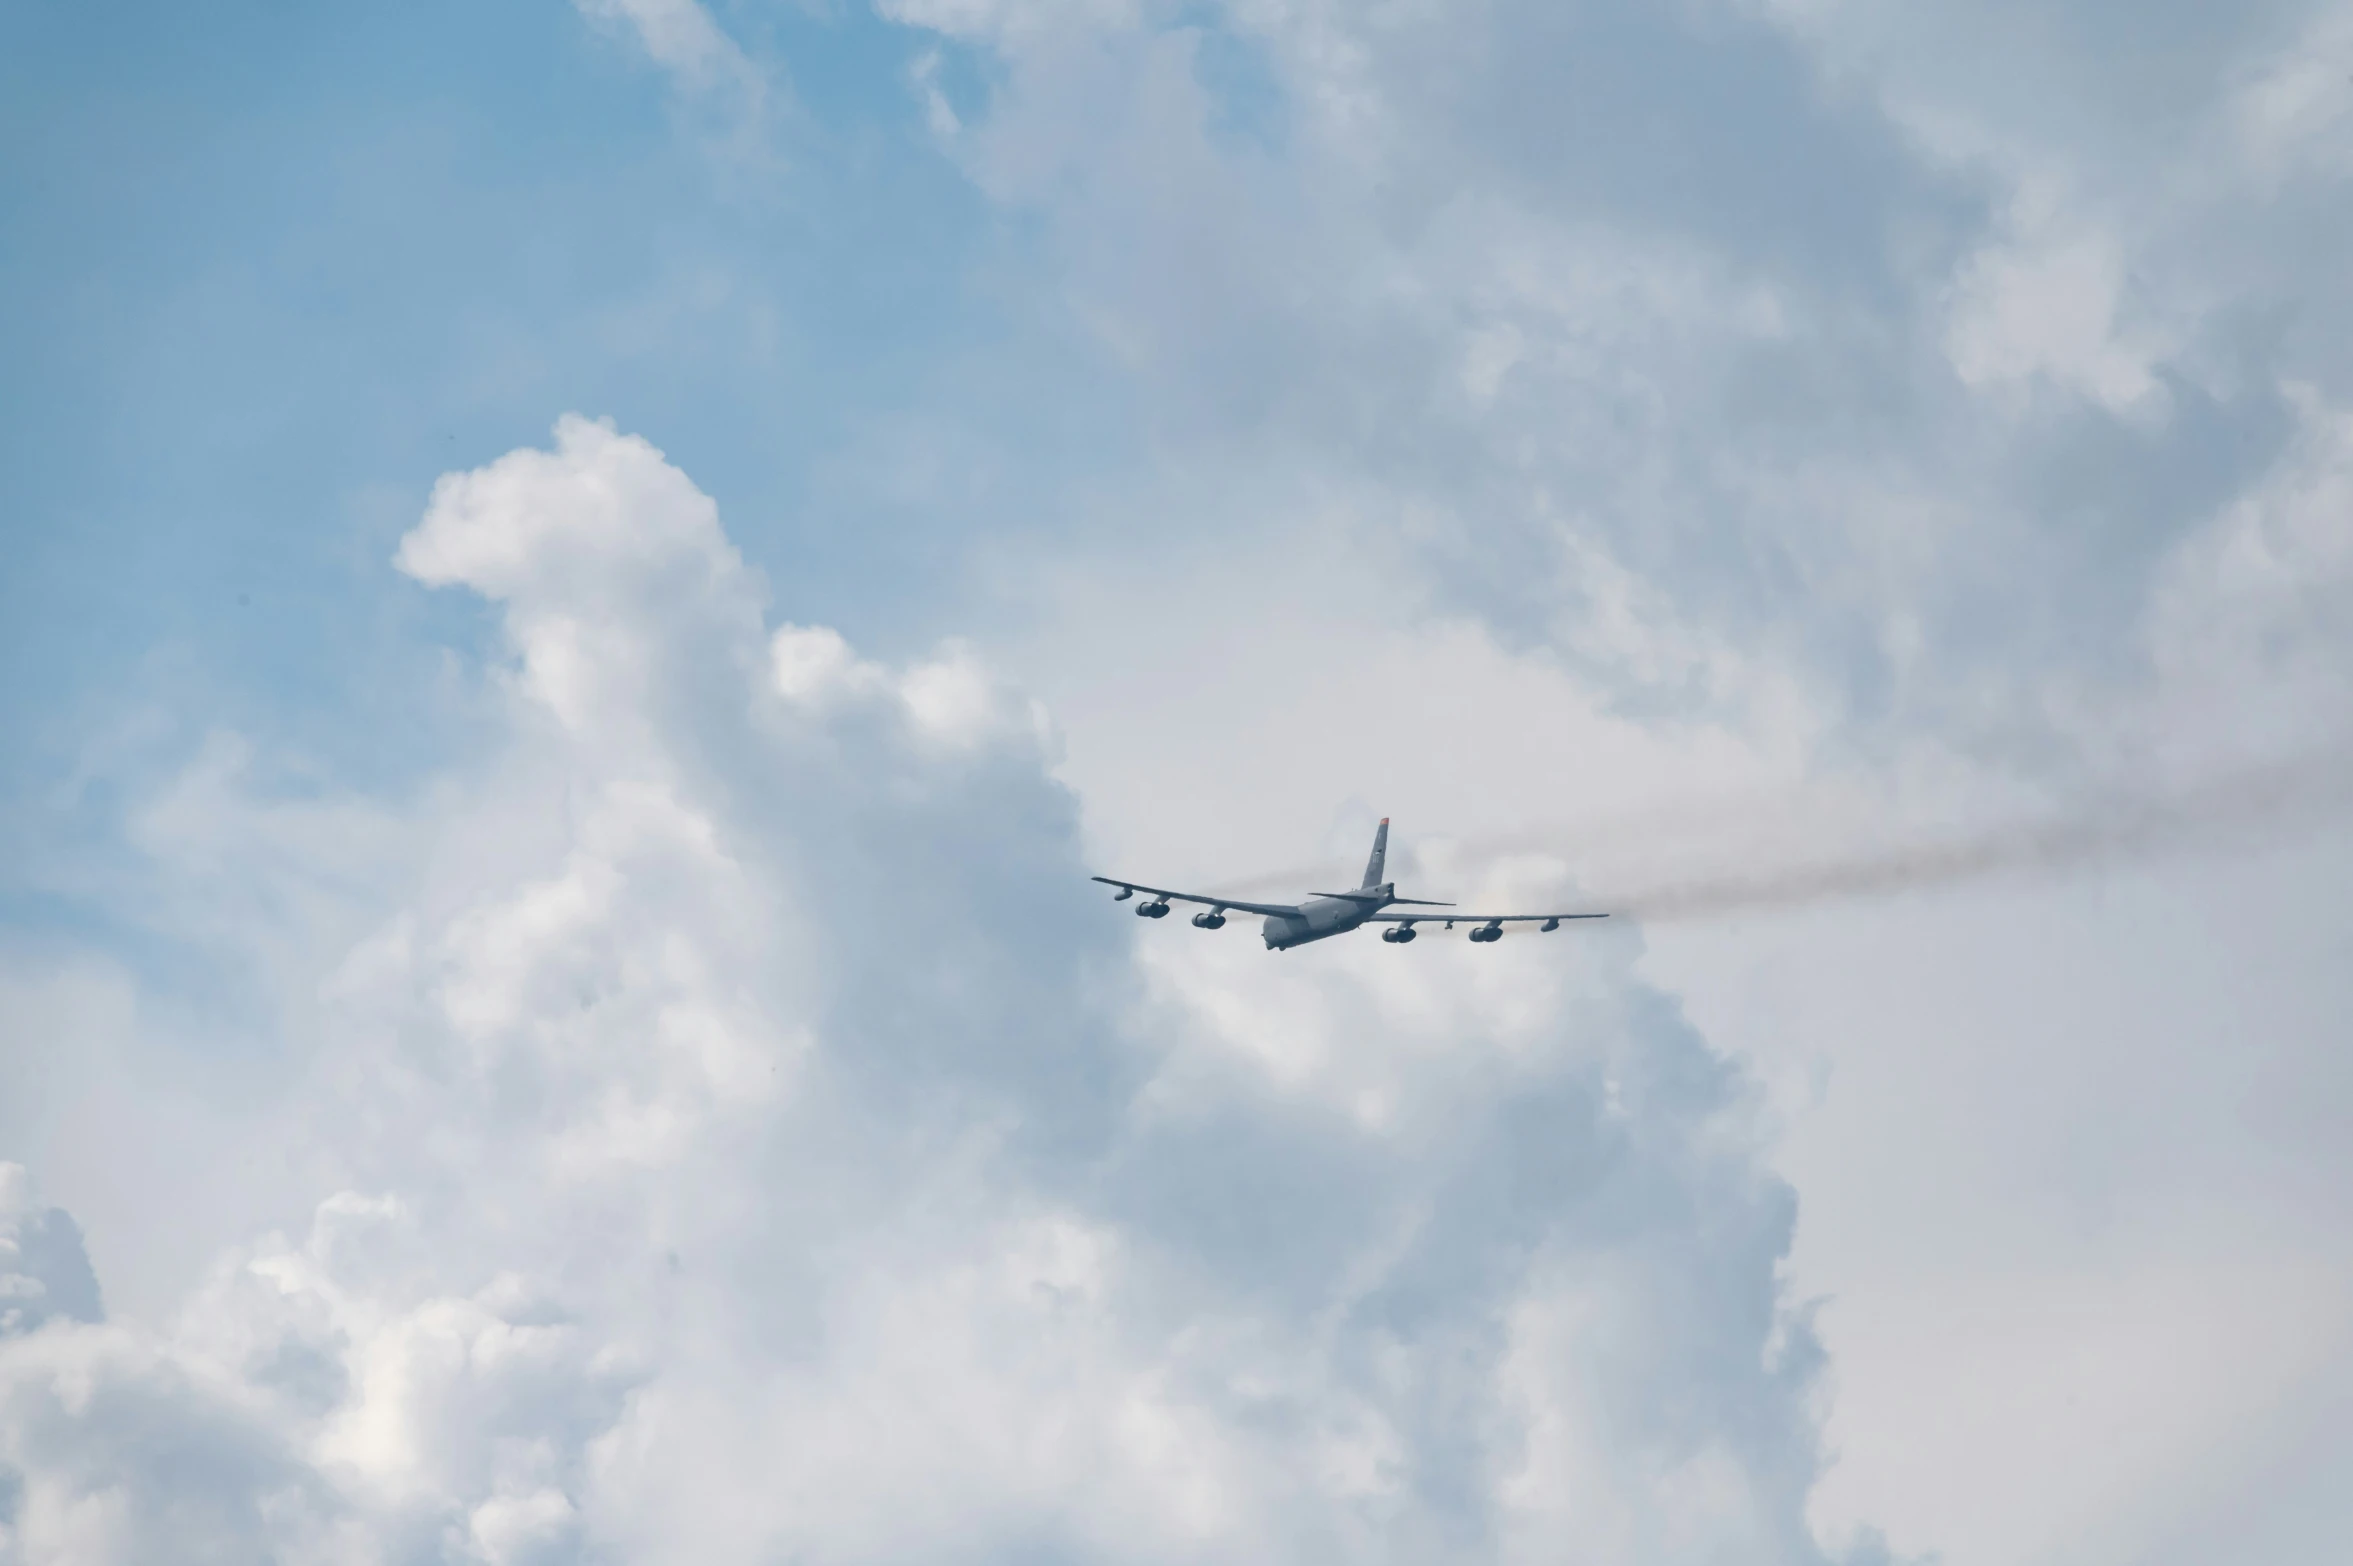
[
  {"left": 1540, "top": 917, "right": 1560, "bottom": 932},
  {"left": 1138, "top": 899, "right": 1172, "bottom": 918},
  {"left": 1112, "top": 886, "right": 1135, "bottom": 901},
  {"left": 1381, "top": 926, "right": 1417, "bottom": 943},
  {"left": 1469, "top": 921, "right": 1504, "bottom": 943},
  {"left": 1192, "top": 911, "right": 1227, "bottom": 929}
]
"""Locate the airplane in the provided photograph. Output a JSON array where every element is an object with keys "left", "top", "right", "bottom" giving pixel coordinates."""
[{"left": 1093, "top": 819, "right": 1608, "bottom": 950}]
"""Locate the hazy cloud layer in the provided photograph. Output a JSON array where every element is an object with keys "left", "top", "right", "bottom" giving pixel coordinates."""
[{"left": 879, "top": 0, "right": 2353, "bottom": 762}]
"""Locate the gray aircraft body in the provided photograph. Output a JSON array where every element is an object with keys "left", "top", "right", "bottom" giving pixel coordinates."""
[{"left": 1095, "top": 819, "right": 1607, "bottom": 950}]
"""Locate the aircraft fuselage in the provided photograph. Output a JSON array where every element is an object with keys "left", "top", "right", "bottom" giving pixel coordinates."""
[{"left": 1261, "top": 888, "right": 1389, "bottom": 950}]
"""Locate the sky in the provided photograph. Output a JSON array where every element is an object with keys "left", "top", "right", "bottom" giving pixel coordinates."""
[{"left": 2, "top": 0, "right": 2350, "bottom": 1562}]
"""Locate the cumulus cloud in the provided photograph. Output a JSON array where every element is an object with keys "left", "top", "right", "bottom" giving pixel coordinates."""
[
  {"left": 0, "top": 421, "right": 1881, "bottom": 1563},
  {"left": 9, "top": 2, "right": 2347, "bottom": 1562},
  {"left": 845, "top": 6, "right": 2353, "bottom": 1563},
  {"left": 0, "top": 1175, "right": 634, "bottom": 1564}
]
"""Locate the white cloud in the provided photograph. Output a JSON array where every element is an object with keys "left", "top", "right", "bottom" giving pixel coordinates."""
[
  {"left": 853, "top": 6, "right": 2353, "bottom": 1565},
  {"left": 1943, "top": 185, "right": 2172, "bottom": 415},
  {"left": 879, "top": 0, "right": 1143, "bottom": 44},
  {"left": 14, "top": 6, "right": 2349, "bottom": 1564},
  {"left": 0, "top": 1169, "right": 102, "bottom": 1340},
  {"left": 2232, "top": 3, "right": 2353, "bottom": 180},
  {"left": 572, "top": 0, "right": 773, "bottom": 161},
  {"left": 2146, "top": 383, "right": 2353, "bottom": 735},
  {"left": 0, "top": 422, "right": 1867, "bottom": 1563},
  {"left": 576, "top": 0, "right": 761, "bottom": 94}
]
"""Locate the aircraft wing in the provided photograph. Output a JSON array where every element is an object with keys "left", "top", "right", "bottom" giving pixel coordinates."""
[
  {"left": 1363, "top": 911, "right": 1609, "bottom": 929},
  {"left": 1090, "top": 877, "right": 1301, "bottom": 919}
]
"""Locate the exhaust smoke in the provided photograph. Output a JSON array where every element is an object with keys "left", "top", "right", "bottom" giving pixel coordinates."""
[{"left": 1205, "top": 746, "right": 2353, "bottom": 923}]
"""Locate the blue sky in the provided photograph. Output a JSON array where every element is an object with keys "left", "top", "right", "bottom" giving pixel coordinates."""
[
  {"left": 2, "top": 0, "right": 1053, "bottom": 779},
  {"left": 4, "top": 2, "right": 2352, "bottom": 1563}
]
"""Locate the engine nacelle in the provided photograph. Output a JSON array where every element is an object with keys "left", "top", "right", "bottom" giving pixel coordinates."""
[
  {"left": 1137, "top": 900, "right": 1172, "bottom": 918},
  {"left": 1112, "top": 886, "right": 1134, "bottom": 902},
  {"left": 1192, "top": 911, "right": 1227, "bottom": 929},
  {"left": 1469, "top": 922, "right": 1504, "bottom": 943},
  {"left": 1381, "top": 926, "right": 1417, "bottom": 943}
]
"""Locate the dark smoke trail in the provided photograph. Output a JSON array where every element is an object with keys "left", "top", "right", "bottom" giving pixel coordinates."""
[
  {"left": 1204, "top": 748, "right": 2353, "bottom": 921},
  {"left": 1610, "top": 749, "right": 2353, "bottom": 921}
]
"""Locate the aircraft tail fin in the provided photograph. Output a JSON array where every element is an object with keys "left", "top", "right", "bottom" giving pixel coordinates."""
[{"left": 1361, "top": 818, "right": 1389, "bottom": 889}]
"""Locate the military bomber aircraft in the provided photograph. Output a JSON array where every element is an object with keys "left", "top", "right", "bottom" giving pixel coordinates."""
[{"left": 1094, "top": 819, "right": 1609, "bottom": 950}]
